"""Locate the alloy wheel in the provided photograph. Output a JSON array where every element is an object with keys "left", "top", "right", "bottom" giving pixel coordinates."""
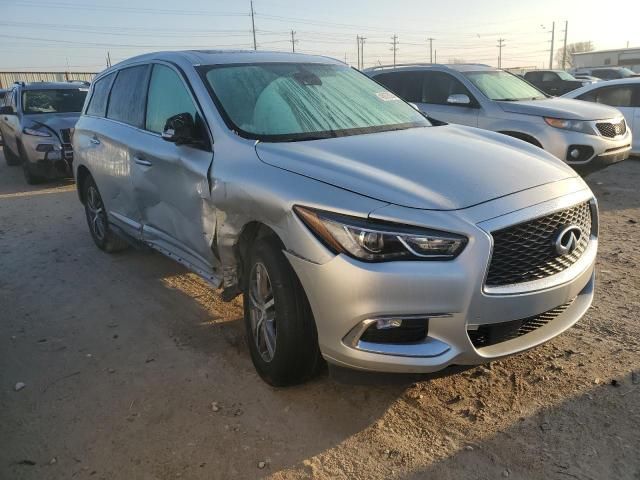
[
  {"left": 248, "top": 262, "right": 277, "bottom": 362},
  {"left": 86, "top": 185, "right": 106, "bottom": 242}
]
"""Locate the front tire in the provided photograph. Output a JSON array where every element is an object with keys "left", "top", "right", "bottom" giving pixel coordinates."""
[
  {"left": 83, "top": 176, "right": 129, "bottom": 253},
  {"left": 243, "top": 237, "right": 323, "bottom": 386}
]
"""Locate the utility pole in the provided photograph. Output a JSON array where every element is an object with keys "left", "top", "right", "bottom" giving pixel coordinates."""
[
  {"left": 250, "top": 0, "right": 257, "bottom": 50},
  {"left": 391, "top": 34, "right": 398, "bottom": 67},
  {"left": 497, "top": 38, "right": 505, "bottom": 69},
  {"left": 428, "top": 37, "right": 434, "bottom": 63},
  {"left": 360, "top": 36, "right": 366, "bottom": 69},
  {"left": 434, "top": 49, "right": 437, "bottom": 63},
  {"left": 549, "top": 21, "right": 555, "bottom": 68},
  {"left": 356, "top": 36, "right": 360, "bottom": 69},
  {"left": 290, "top": 30, "right": 297, "bottom": 52},
  {"left": 106, "top": 51, "right": 111, "bottom": 68},
  {"left": 561, "top": 21, "right": 568, "bottom": 69}
]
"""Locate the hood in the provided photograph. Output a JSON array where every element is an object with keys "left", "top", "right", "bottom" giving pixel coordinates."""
[
  {"left": 255, "top": 125, "right": 577, "bottom": 210},
  {"left": 497, "top": 97, "right": 621, "bottom": 120},
  {"left": 28, "top": 113, "right": 81, "bottom": 138}
]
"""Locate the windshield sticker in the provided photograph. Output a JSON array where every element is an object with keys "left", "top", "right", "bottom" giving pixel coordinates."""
[{"left": 376, "top": 91, "right": 400, "bottom": 101}]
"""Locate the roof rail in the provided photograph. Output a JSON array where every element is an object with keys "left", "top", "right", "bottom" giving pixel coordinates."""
[
  {"left": 365, "top": 62, "right": 491, "bottom": 71},
  {"left": 67, "top": 80, "right": 91, "bottom": 86},
  {"left": 13, "top": 81, "right": 26, "bottom": 86}
]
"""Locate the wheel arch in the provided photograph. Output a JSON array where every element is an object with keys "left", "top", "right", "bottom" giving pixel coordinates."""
[
  {"left": 76, "top": 165, "right": 92, "bottom": 203},
  {"left": 498, "top": 131, "right": 543, "bottom": 148}
]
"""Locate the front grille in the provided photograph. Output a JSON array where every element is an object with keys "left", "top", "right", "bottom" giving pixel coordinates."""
[
  {"left": 486, "top": 202, "right": 592, "bottom": 286},
  {"left": 596, "top": 119, "right": 626, "bottom": 138},
  {"left": 360, "top": 319, "right": 427, "bottom": 344},
  {"left": 59, "top": 128, "right": 73, "bottom": 162},
  {"left": 468, "top": 299, "right": 574, "bottom": 349}
]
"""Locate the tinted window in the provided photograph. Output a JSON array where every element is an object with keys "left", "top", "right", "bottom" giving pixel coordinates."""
[
  {"left": 86, "top": 73, "right": 115, "bottom": 117},
  {"left": 423, "top": 72, "right": 473, "bottom": 105},
  {"left": 107, "top": 65, "right": 150, "bottom": 127},
  {"left": 542, "top": 72, "right": 558, "bottom": 82},
  {"left": 145, "top": 65, "right": 197, "bottom": 133},
  {"left": 579, "top": 86, "right": 634, "bottom": 107},
  {"left": 524, "top": 72, "right": 541, "bottom": 82},
  {"left": 592, "top": 69, "right": 616, "bottom": 79},
  {"left": 373, "top": 71, "right": 424, "bottom": 103}
]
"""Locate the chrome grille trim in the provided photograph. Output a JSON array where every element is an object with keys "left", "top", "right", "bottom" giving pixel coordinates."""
[
  {"left": 486, "top": 202, "right": 592, "bottom": 287},
  {"left": 596, "top": 119, "right": 626, "bottom": 138}
]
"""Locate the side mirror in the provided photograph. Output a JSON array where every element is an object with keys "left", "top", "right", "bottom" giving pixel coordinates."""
[
  {"left": 446, "top": 94, "right": 471, "bottom": 105},
  {"left": 162, "top": 112, "right": 198, "bottom": 145},
  {"left": 0, "top": 106, "right": 15, "bottom": 115}
]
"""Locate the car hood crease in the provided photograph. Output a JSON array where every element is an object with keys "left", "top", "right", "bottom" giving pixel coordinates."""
[
  {"left": 498, "top": 97, "right": 622, "bottom": 120},
  {"left": 255, "top": 125, "right": 577, "bottom": 210}
]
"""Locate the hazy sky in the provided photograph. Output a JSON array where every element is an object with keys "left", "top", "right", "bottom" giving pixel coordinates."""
[{"left": 1, "top": 0, "right": 638, "bottom": 72}]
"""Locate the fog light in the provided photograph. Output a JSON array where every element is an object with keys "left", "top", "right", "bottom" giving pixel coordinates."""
[
  {"left": 376, "top": 318, "right": 403, "bottom": 330},
  {"left": 36, "top": 144, "right": 54, "bottom": 152},
  {"left": 570, "top": 148, "right": 580, "bottom": 159}
]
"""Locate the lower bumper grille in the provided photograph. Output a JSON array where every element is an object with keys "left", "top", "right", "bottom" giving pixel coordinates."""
[
  {"left": 467, "top": 299, "right": 574, "bottom": 349},
  {"left": 360, "top": 319, "right": 427, "bottom": 344}
]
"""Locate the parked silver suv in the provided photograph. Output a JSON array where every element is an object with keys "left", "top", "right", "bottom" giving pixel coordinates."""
[
  {"left": 366, "top": 64, "right": 631, "bottom": 175},
  {"left": 73, "top": 51, "right": 597, "bottom": 385},
  {"left": 0, "top": 81, "right": 88, "bottom": 183}
]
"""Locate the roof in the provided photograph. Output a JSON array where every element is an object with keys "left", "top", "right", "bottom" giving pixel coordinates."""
[
  {"left": 16, "top": 81, "right": 90, "bottom": 90},
  {"left": 573, "top": 47, "right": 640, "bottom": 56},
  {"left": 110, "top": 50, "right": 343, "bottom": 71},
  {"left": 363, "top": 63, "right": 494, "bottom": 74}
]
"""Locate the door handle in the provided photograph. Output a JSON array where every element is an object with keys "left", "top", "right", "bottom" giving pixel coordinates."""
[
  {"left": 90, "top": 137, "right": 100, "bottom": 145},
  {"left": 134, "top": 156, "right": 152, "bottom": 167}
]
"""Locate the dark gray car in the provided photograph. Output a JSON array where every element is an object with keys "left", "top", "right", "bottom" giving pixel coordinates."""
[{"left": 0, "top": 81, "right": 88, "bottom": 184}]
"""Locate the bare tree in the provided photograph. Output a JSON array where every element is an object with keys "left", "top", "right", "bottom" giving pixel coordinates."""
[{"left": 555, "top": 41, "right": 594, "bottom": 69}]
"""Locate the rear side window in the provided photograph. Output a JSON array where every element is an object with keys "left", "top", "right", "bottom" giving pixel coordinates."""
[
  {"left": 373, "top": 71, "right": 424, "bottom": 103},
  {"left": 145, "top": 64, "right": 197, "bottom": 134},
  {"left": 542, "top": 72, "right": 558, "bottom": 82},
  {"left": 107, "top": 65, "right": 150, "bottom": 127},
  {"left": 579, "top": 86, "right": 634, "bottom": 107},
  {"left": 86, "top": 73, "right": 115, "bottom": 117}
]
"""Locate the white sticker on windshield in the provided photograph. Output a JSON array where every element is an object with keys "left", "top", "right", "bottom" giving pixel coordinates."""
[{"left": 376, "top": 91, "right": 400, "bottom": 101}]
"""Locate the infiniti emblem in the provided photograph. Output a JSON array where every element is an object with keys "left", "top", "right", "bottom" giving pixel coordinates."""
[{"left": 554, "top": 225, "right": 582, "bottom": 255}]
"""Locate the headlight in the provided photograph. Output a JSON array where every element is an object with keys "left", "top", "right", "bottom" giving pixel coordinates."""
[
  {"left": 23, "top": 127, "right": 51, "bottom": 137},
  {"left": 544, "top": 117, "right": 595, "bottom": 135},
  {"left": 294, "top": 206, "right": 467, "bottom": 261}
]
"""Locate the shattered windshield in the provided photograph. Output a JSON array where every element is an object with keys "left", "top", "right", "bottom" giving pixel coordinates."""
[{"left": 22, "top": 89, "right": 87, "bottom": 114}]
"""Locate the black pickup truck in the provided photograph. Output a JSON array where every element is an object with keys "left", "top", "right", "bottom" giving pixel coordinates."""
[{"left": 523, "top": 70, "right": 587, "bottom": 96}]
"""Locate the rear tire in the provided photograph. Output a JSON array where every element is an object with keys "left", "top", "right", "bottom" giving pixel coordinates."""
[
  {"left": 3, "top": 144, "right": 20, "bottom": 166},
  {"left": 82, "top": 176, "right": 129, "bottom": 253},
  {"left": 243, "top": 237, "right": 323, "bottom": 386}
]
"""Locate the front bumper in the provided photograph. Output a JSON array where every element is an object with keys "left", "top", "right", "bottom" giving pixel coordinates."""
[
  {"left": 287, "top": 188, "right": 596, "bottom": 373},
  {"left": 538, "top": 124, "right": 631, "bottom": 175},
  {"left": 21, "top": 136, "right": 72, "bottom": 178}
]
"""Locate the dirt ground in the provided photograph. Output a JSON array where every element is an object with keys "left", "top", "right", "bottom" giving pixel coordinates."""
[{"left": 0, "top": 152, "right": 639, "bottom": 480}]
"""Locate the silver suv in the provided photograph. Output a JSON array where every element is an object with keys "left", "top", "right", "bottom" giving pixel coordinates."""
[
  {"left": 366, "top": 64, "right": 631, "bottom": 175},
  {"left": 73, "top": 51, "right": 597, "bottom": 385},
  {"left": 0, "top": 81, "right": 88, "bottom": 183}
]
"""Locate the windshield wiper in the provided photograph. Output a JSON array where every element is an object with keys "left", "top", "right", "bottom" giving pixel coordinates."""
[{"left": 493, "top": 98, "right": 519, "bottom": 101}]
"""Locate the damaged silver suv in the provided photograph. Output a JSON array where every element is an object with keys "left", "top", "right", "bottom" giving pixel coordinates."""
[{"left": 73, "top": 51, "right": 598, "bottom": 386}]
